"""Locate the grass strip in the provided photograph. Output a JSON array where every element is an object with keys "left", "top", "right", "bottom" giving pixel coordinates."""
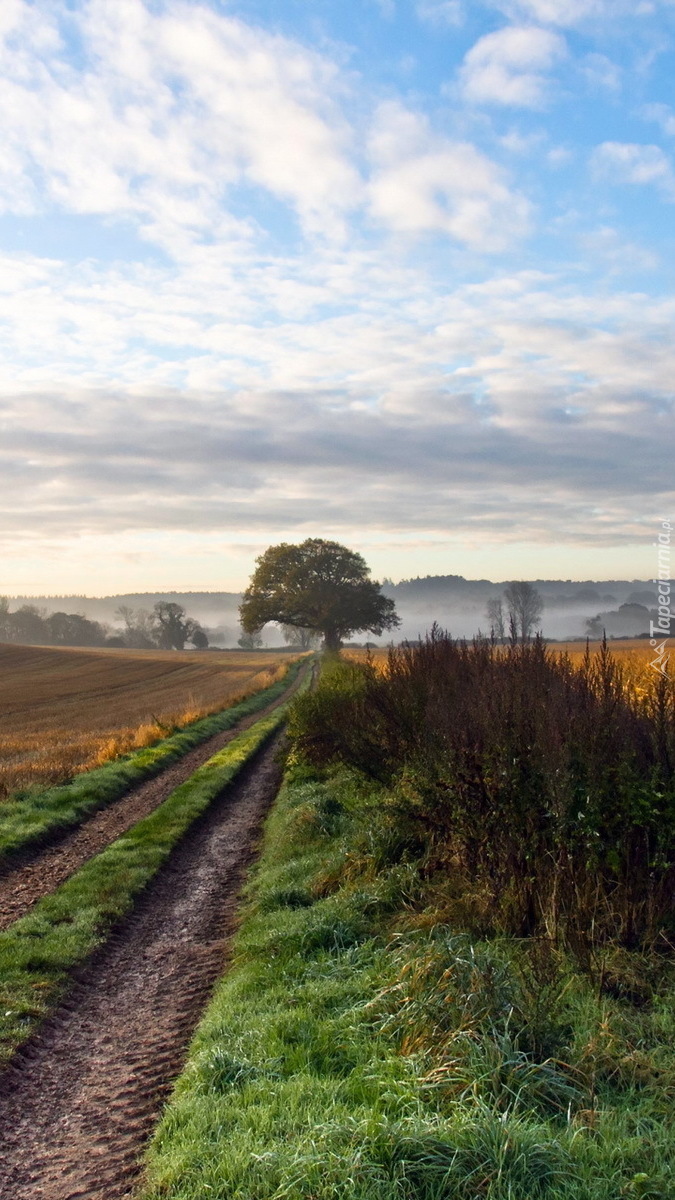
[
  {"left": 0, "top": 692, "right": 304, "bottom": 1065},
  {"left": 141, "top": 763, "right": 675, "bottom": 1200},
  {"left": 0, "top": 658, "right": 305, "bottom": 864}
]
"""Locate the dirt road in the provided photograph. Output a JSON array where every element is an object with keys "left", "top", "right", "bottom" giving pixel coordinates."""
[
  {"left": 0, "top": 734, "right": 284, "bottom": 1200},
  {"left": 0, "top": 664, "right": 305, "bottom": 931}
]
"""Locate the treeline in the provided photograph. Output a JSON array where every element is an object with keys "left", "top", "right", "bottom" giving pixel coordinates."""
[{"left": 0, "top": 598, "right": 208, "bottom": 650}]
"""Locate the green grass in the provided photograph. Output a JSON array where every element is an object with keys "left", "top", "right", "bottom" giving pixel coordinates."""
[
  {"left": 0, "top": 658, "right": 304, "bottom": 863},
  {"left": 141, "top": 763, "right": 675, "bottom": 1200},
  {"left": 0, "top": 693, "right": 306, "bottom": 1064}
]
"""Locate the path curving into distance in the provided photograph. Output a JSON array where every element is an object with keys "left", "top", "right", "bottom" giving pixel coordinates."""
[
  {"left": 0, "top": 662, "right": 308, "bottom": 931},
  {"left": 0, "top": 731, "right": 285, "bottom": 1200}
]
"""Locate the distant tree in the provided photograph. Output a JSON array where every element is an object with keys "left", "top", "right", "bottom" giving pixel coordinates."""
[
  {"left": 5, "top": 604, "right": 48, "bottom": 645},
  {"left": 47, "top": 611, "right": 107, "bottom": 647},
  {"left": 152, "top": 601, "right": 203, "bottom": 651},
  {"left": 0, "top": 597, "right": 10, "bottom": 641},
  {"left": 190, "top": 628, "right": 209, "bottom": 649},
  {"left": 238, "top": 629, "right": 264, "bottom": 650},
  {"left": 485, "top": 595, "right": 506, "bottom": 641},
  {"left": 586, "top": 603, "right": 655, "bottom": 639},
  {"left": 115, "top": 605, "right": 156, "bottom": 649},
  {"left": 240, "top": 538, "right": 399, "bottom": 652},
  {"left": 504, "top": 582, "right": 543, "bottom": 643},
  {"left": 280, "top": 624, "right": 321, "bottom": 650}
]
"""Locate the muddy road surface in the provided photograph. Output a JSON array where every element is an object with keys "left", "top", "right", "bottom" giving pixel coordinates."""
[
  {"left": 0, "top": 733, "right": 284, "bottom": 1200},
  {"left": 0, "top": 663, "right": 306, "bottom": 931}
]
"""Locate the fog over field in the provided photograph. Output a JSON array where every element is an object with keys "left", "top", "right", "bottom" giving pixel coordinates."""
[{"left": 8, "top": 576, "right": 664, "bottom": 646}]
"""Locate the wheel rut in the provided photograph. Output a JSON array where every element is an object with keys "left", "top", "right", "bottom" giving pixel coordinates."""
[
  {"left": 0, "top": 664, "right": 306, "bottom": 931},
  {"left": 0, "top": 732, "right": 285, "bottom": 1200}
]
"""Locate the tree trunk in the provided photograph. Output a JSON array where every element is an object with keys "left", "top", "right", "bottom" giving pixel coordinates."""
[{"left": 323, "top": 629, "right": 342, "bottom": 652}]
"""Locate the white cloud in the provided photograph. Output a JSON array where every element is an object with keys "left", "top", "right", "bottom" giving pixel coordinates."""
[
  {"left": 592, "top": 141, "right": 675, "bottom": 197},
  {"left": 367, "top": 103, "right": 530, "bottom": 248},
  {"left": 487, "top": 0, "right": 656, "bottom": 26},
  {"left": 494, "top": 0, "right": 604, "bottom": 23},
  {"left": 580, "top": 226, "right": 659, "bottom": 273},
  {"left": 416, "top": 1, "right": 464, "bottom": 26},
  {"left": 0, "top": 234, "right": 673, "bottom": 579},
  {"left": 0, "top": 0, "right": 362, "bottom": 241},
  {"left": 642, "top": 102, "right": 675, "bottom": 137},
  {"left": 581, "top": 53, "right": 621, "bottom": 93},
  {"left": 0, "top": 0, "right": 672, "bottom": 584},
  {"left": 459, "top": 25, "right": 566, "bottom": 108}
]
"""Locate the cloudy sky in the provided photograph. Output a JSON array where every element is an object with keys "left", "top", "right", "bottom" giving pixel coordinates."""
[{"left": 1, "top": 0, "right": 673, "bottom": 594}]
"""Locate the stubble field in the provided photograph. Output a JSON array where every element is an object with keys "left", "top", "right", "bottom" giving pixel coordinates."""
[{"left": 0, "top": 643, "right": 293, "bottom": 800}]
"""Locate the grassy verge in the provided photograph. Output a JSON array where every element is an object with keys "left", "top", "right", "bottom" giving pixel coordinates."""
[
  {"left": 141, "top": 760, "right": 675, "bottom": 1200},
  {"left": 0, "top": 692, "right": 304, "bottom": 1064},
  {"left": 0, "top": 657, "right": 305, "bottom": 864}
]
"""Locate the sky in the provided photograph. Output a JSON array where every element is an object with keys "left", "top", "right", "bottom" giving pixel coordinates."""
[{"left": 1, "top": 0, "right": 674, "bottom": 595}]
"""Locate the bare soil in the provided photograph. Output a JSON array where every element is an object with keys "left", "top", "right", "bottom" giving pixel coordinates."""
[
  {"left": 0, "top": 663, "right": 306, "bottom": 931},
  {"left": 0, "top": 642, "right": 292, "bottom": 800},
  {"left": 0, "top": 733, "right": 284, "bottom": 1200}
]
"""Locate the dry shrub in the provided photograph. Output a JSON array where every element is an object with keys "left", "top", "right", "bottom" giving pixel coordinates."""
[{"left": 292, "top": 630, "right": 675, "bottom": 949}]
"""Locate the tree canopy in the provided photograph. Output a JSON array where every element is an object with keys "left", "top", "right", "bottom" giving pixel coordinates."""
[
  {"left": 152, "top": 601, "right": 206, "bottom": 650},
  {"left": 239, "top": 538, "right": 400, "bottom": 651},
  {"left": 503, "top": 581, "right": 543, "bottom": 642}
]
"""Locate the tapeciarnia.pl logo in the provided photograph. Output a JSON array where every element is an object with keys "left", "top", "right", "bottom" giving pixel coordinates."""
[{"left": 650, "top": 519, "right": 673, "bottom": 679}]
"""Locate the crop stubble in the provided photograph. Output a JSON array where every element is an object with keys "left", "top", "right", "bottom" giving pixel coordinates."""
[
  {"left": 0, "top": 643, "right": 289, "bottom": 799},
  {"left": 0, "top": 661, "right": 307, "bottom": 931}
]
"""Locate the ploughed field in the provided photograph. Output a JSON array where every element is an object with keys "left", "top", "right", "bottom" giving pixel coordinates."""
[
  {"left": 0, "top": 657, "right": 311, "bottom": 1198},
  {"left": 0, "top": 643, "right": 290, "bottom": 799}
]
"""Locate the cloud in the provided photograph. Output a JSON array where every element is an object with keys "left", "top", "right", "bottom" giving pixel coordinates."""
[
  {"left": 0, "top": 0, "right": 672, "bottom": 585},
  {"left": 580, "top": 53, "right": 621, "bottom": 93},
  {"left": 416, "top": 1, "right": 464, "bottom": 26},
  {"left": 641, "top": 102, "right": 675, "bottom": 137},
  {"left": 0, "top": 0, "right": 362, "bottom": 241},
  {"left": 459, "top": 25, "right": 566, "bottom": 108},
  {"left": 1, "top": 252, "right": 673, "bottom": 555},
  {"left": 579, "top": 226, "right": 658, "bottom": 274},
  {"left": 367, "top": 103, "right": 530, "bottom": 248},
  {"left": 487, "top": 0, "right": 658, "bottom": 26},
  {"left": 592, "top": 141, "right": 675, "bottom": 197}
]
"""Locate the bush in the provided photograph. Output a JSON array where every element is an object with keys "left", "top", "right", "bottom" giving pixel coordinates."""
[{"left": 291, "top": 631, "right": 675, "bottom": 948}]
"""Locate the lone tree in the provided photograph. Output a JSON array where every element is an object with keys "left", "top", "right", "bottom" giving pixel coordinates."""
[
  {"left": 503, "top": 581, "right": 543, "bottom": 643},
  {"left": 239, "top": 538, "right": 400, "bottom": 652}
]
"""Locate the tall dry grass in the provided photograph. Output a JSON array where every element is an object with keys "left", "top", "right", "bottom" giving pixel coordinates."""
[{"left": 292, "top": 631, "right": 675, "bottom": 949}]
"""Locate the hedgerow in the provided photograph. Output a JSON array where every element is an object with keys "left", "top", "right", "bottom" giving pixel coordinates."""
[{"left": 290, "top": 633, "right": 675, "bottom": 949}]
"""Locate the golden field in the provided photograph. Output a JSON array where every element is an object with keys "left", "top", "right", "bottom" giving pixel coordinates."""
[
  {"left": 0, "top": 643, "right": 296, "bottom": 800},
  {"left": 347, "top": 638, "right": 657, "bottom": 663},
  {"left": 345, "top": 639, "right": 667, "bottom": 699}
]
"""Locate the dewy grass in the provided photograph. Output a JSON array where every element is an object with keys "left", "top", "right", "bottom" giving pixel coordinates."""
[
  {"left": 141, "top": 762, "right": 675, "bottom": 1200},
  {"left": 0, "top": 695, "right": 303, "bottom": 1064},
  {"left": 0, "top": 658, "right": 303, "bottom": 863}
]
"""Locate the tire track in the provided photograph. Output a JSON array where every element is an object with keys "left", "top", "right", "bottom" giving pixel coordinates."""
[
  {"left": 0, "top": 732, "right": 285, "bottom": 1200},
  {"left": 0, "top": 663, "right": 306, "bottom": 931}
]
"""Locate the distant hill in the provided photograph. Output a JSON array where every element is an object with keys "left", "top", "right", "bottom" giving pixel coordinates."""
[
  {"left": 7, "top": 592, "right": 241, "bottom": 627},
  {"left": 8, "top": 576, "right": 666, "bottom": 644}
]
